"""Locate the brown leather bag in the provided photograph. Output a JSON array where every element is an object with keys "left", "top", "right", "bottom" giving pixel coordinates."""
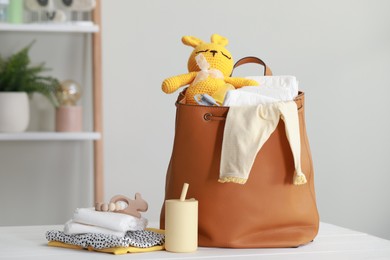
[{"left": 160, "top": 57, "right": 319, "bottom": 248}]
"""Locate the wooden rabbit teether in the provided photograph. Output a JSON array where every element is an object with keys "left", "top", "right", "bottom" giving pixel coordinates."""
[{"left": 95, "top": 193, "right": 148, "bottom": 218}]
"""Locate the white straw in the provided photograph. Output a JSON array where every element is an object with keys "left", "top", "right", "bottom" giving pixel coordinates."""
[{"left": 180, "top": 183, "right": 189, "bottom": 201}]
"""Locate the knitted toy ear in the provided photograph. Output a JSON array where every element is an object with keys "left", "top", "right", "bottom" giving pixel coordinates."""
[
  {"left": 211, "top": 34, "right": 229, "bottom": 47},
  {"left": 182, "top": 36, "right": 204, "bottom": 47}
]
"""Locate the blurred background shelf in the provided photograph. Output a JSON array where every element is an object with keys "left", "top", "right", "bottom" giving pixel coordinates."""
[
  {"left": 0, "top": 22, "right": 99, "bottom": 33},
  {"left": 0, "top": 0, "right": 104, "bottom": 205},
  {"left": 0, "top": 132, "right": 101, "bottom": 141}
]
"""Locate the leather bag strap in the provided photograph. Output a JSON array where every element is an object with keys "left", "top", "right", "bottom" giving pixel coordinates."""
[{"left": 233, "top": 56, "right": 273, "bottom": 76}]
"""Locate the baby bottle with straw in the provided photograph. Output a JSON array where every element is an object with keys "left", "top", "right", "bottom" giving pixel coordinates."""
[{"left": 165, "top": 183, "right": 198, "bottom": 253}]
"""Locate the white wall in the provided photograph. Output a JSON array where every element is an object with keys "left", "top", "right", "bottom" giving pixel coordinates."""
[
  {"left": 1, "top": 0, "right": 389, "bottom": 241},
  {"left": 101, "top": 0, "right": 390, "bottom": 239}
]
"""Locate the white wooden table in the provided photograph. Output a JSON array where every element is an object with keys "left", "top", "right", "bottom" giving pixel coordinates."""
[{"left": 1, "top": 222, "right": 389, "bottom": 259}]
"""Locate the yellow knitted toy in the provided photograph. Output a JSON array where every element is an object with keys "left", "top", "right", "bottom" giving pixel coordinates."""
[{"left": 162, "top": 34, "right": 259, "bottom": 105}]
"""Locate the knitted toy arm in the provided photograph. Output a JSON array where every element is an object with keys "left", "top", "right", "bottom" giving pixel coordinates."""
[
  {"left": 225, "top": 77, "right": 259, "bottom": 88},
  {"left": 162, "top": 72, "right": 198, "bottom": 94}
]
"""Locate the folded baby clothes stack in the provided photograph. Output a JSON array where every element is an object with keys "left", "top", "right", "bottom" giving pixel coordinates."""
[
  {"left": 71, "top": 207, "right": 148, "bottom": 233},
  {"left": 46, "top": 207, "right": 165, "bottom": 255}
]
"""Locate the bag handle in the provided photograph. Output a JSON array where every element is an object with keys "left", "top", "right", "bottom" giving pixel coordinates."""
[{"left": 232, "top": 56, "right": 273, "bottom": 76}]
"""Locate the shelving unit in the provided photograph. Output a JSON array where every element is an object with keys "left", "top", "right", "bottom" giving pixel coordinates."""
[
  {"left": 0, "top": 22, "right": 99, "bottom": 33},
  {"left": 0, "top": 132, "right": 101, "bottom": 141},
  {"left": 0, "top": 1, "right": 104, "bottom": 203}
]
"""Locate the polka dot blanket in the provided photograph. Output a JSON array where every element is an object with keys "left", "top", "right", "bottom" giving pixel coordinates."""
[{"left": 46, "top": 229, "right": 165, "bottom": 249}]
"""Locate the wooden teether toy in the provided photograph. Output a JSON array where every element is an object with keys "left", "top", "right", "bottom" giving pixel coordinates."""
[{"left": 95, "top": 193, "right": 148, "bottom": 218}]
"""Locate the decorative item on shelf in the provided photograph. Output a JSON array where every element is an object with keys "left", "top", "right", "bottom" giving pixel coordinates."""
[
  {"left": 0, "top": 42, "right": 59, "bottom": 132},
  {"left": 56, "top": 0, "right": 96, "bottom": 23},
  {"left": 24, "top": 0, "right": 95, "bottom": 23},
  {"left": 55, "top": 79, "right": 83, "bottom": 132},
  {"left": 25, "top": 0, "right": 66, "bottom": 23},
  {"left": 0, "top": 92, "right": 29, "bottom": 132},
  {"left": 7, "top": 0, "right": 23, "bottom": 23}
]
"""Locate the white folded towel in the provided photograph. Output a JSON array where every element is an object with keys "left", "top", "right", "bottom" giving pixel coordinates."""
[
  {"left": 72, "top": 208, "right": 148, "bottom": 232},
  {"left": 223, "top": 76, "right": 298, "bottom": 106},
  {"left": 245, "top": 75, "right": 299, "bottom": 100},
  {"left": 64, "top": 220, "right": 126, "bottom": 237},
  {"left": 223, "top": 91, "right": 278, "bottom": 107}
]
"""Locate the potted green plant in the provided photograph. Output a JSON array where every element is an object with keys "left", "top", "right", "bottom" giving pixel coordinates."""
[{"left": 0, "top": 42, "right": 59, "bottom": 132}]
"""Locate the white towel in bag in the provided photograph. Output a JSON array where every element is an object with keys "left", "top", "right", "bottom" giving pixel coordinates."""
[{"left": 223, "top": 76, "right": 298, "bottom": 106}]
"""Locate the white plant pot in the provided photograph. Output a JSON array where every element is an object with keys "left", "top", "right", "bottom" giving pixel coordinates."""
[{"left": 0, "top": 92, "right": 30, "bottom": 132}]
